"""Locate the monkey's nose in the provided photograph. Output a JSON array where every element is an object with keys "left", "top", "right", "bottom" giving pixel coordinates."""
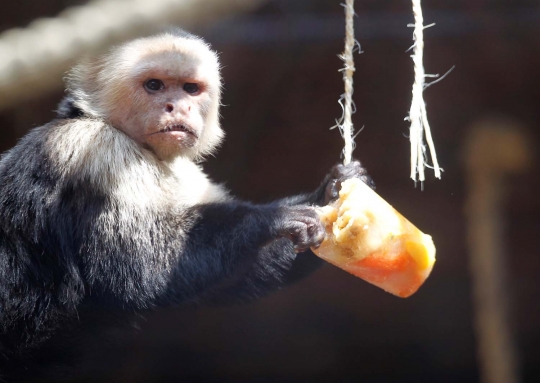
[{"left": 165, "top": 103, "right": 174, "bottom": 113}]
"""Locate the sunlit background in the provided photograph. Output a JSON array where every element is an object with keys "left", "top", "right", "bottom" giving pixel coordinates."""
[{"left": 1, "top": 0, "right": 539, "bottom": 382}]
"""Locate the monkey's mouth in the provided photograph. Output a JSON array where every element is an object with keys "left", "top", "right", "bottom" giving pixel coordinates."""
[{"left": 151, "top": 124, "right": 198, "bottom": 138}]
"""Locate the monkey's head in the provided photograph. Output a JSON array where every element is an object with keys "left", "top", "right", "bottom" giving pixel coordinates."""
[{"left": 67, "top": 31, "right": 223, "bottom": 161}]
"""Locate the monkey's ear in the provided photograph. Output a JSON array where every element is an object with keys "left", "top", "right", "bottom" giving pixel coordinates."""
[
  {"left": 56, "top": 96, "right": 84, "bottom": 119},
  {"left": 64, "top": 58, "right": 107, "bottom": 119}
]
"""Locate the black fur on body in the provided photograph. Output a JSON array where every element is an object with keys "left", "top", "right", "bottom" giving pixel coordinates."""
[
  {"left": 0, "top": 104, "right": 372, "bottom": 353},
  {"left": 0, "top": 32, "right": 373, "bottom": 379}
]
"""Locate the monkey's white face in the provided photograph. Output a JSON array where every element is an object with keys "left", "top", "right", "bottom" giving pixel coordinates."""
[
  {"left": 109, "top": 64, "right": 209, "bottom": 161},
  {"left": 81, "top": 35, "right": 224, "bottom": 162}
]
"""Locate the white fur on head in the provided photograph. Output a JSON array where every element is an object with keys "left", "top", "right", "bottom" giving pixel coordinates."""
[{"left": 66, "top": 30, "right": 224, "bottom": 161}]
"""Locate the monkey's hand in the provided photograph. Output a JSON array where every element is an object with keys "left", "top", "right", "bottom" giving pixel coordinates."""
[
  {"left": 323, "top": 160, "right": 375, "bottom": 205},
  {"left": 272, "top": 206, "right": 325, "bottom": 253}
]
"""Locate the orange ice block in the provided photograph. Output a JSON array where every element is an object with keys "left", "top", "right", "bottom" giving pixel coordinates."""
[{"left": 312, "top": 178, "right": 436, "bottom": 298}]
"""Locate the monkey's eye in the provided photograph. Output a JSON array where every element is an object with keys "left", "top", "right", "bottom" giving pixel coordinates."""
[
  {"left": 183, "top": 83, "right": 199, "bottom": 94},
  {"left": 144, "top": 79, "right": 165, "bottom": 92}
]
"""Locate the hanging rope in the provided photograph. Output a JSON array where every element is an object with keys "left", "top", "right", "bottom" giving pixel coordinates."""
[
  {"left": 335, "top": 0, "right": 357, "bottom": 166},
  {"left": 335, "top": 0, "right": 441, "bottom": 183},
  {"left": 408, "top": 0, "right": 441, "bottom": 183}
]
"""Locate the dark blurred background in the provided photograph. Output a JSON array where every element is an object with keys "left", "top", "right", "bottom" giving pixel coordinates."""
[{"left": 1, "top": 0, "right": 539, "bottom": 382}]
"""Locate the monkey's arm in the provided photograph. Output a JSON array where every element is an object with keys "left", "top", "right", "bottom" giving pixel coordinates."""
[
  {"left": 196, "top": 161, "right": 375, "bottom": 303},
  {"left": 157, "top": 202, "right": 324, "bottom": 304}
]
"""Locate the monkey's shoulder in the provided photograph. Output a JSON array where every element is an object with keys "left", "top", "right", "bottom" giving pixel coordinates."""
[
  {"left": 0, "top": 122, "right": 60, "bottom": 184},
  {"left": 0, "top": 118, "right": 131, "bottom": 196}
]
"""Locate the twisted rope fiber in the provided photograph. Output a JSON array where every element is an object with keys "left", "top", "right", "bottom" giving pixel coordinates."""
[
  {"left": 336, "top": 0, "right": 440, "bottom": 182},
  {"left": 336, "top": 0, "right": 357, "bottom": 166},
  {"left": 409, "top": 0, "right": 441, "bottom": 182}
]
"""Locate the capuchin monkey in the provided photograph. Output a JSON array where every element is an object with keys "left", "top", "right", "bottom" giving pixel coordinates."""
[{"left": 0, "top": 29, "right": 373, "bottom": 367}]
